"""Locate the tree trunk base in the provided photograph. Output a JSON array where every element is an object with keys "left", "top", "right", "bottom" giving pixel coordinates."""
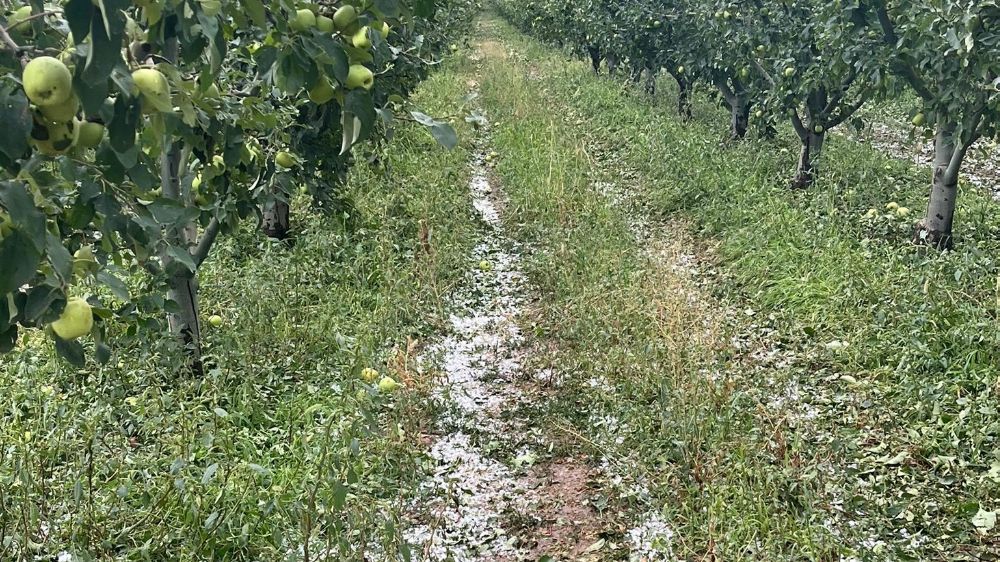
[
  {"left": 913, "top": 219, "right": 953, "bottom": 250},
  {"left": 263, "top": 200, "right": 291, "bottom": 241}
]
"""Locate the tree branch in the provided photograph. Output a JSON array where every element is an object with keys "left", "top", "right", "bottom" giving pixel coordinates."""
[
  {"left": 789, "top": 108, "right": 809, "bottom": 140},
  {"left": 752, "top": 59, "right": 775, "bottom": 87},
  {"left": 873, "top": 1, "right": 934, "bottom": 100},
  {"left": 192, "top": 218, "right": 220, "bottom": 267},
  {"left": 945, "top": 106, "right": 985, "bottom": 180},
  {"left": 826, "top": 92, "right": 871, "bottom": 128}
]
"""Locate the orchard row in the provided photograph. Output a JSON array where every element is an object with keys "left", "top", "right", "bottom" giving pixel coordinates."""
[
  {"left": 0, "top": 0, "right": 478, "bottom": 366},
  {"left": 495, "top": 0, "right": 999, "bottom": 248}
]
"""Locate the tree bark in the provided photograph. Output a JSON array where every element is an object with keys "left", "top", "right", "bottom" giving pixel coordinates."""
[
  {"left": 676, "top": 76, "right": 692, "bottom": 120},
  {"left": 158, "top": 37, "right": 203, "bottom": 375},
  {"left": 914, "top": 123, "right": 961, "bottom": 249},
  {"left": 262, "top": 200, "right": 291, "bottom": 240},
  {"left": 791, "top": 131, "right": 825, "bottom": 189},
  {"left": 587, "top": 46, "right": 601, "bottom": 74},
  {"left": 643, "top": 64, "right": 656, "bottom": 96},
  {"left": 606, "top": 53, "right": 619, "bottom": 76},
  {"left": 730, "top": 102, "right": 749, "bottom": 140}
]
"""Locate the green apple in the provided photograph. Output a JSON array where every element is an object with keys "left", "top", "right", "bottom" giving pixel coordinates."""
[
  {"left": 360, "top": 367, "right": 379, "bottom": 382},
  {"left": 739, "top": 67, "right": 750, "bottom": 79},
  {"left": 783, "top": 67, "right": 796, "bottom": 78},
  {"left": 132, "top": 68, "right": 171, "bottom": 113},
  {"left": 308, "top": 77, "right": 337, "bottom": 104},
  {"left": 275, "top": 151, "right": 297, "bottom": 168},
  {"left": 886, "top": 201, "right": 899, "bottom": 210},
  {"left": 379, "top": 21, "right": 390, "bottom": 38},
  {"left": 754, "top": 110, "right": 764, "bottom": 118},
  {"left": 479, "top": 259, "right": 492, "bottom": 271},
  {"left": 208, "top": 314, "right": 223, "bottom": 327},
  {"left": 72, "top": 246, "right": 98, "bottom": 277},
  {"left": 676, "top": 65, "right": 684, "bottom": 75},
  {"left": 345, "top": 64, "right": 374, "bottom": 90},
  {"left": 31, "top": 115, "right": 77, "bottom": 156},
  {"left": 50, "top": 297, "right": 93, "bottom": 340},
  {"left": 39, "top": 93, "right": 79, "bottom": 122},
  {"left": 298, "top": 184, "right": 309, "bottom": 195},
  {"left": 7, "top": 5, "right": 32, "bottom": 30},
  {"left": 332, "top": 5, "right": 358, "bottom": 31},
  {"left": 316, "top": 15, "right": 335, "bottom": 33},
  {"left": 378, "top": 376, "right": 401, "bottom": 393},
  {"left": 23, "top": 56, "right": 73, "bottom": 107},
  {"left": 290, "top": 8, "right": 316, "bottom": 31},
  {"left": 351, "top": 26, "right": 371, "bottom": 49},
  {"left": 723, "top": 10, "right": 732, "bottom": 19},
  {"left": 813, "top": 124, "right": 824, "bottom": 134},
  {"left": 75, "top": 121, "right": 104, "bottom": 148},
  {"left": 911, "top": 112, "right": 926, "bottom": 127},
  {"left": 896, "top": 206, "right": 910, "bottom": 217}
]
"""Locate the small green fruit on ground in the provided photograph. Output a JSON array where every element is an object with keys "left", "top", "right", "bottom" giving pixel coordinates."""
[
  {"left": 360, "top": 367, "right": 379, "bottom": 382},
  {"left": 132, "top": 68, "right": 171, "bottom": 113},
  {"left": 352, "top": 27, "right": 371, "bottom": 49},
  {"left": 208, "top": 315, "right": 223, "bottom": 328},
  {"left": 479, "top": 259, "right": 492, "bottom": 271},
  {"left": 290, "top": 8, "right": 316, "bottom": 31},
  {"left": 316, "top": 15, "right": 335, "bottom": 33},
  {"left": 813, "top": 124, "right": 824, "bottom": 134},
  {"left": 378, "top": 376, "right": 401, "bottom": 393},
  {"left": 332, "top": 5, "right": 358, "bottom": 31},
  {"left": 886, "top": 201, "right": 899, "bottom": 210},
  {"left": 896, "top": 207, "right": 910, "bottom": 217},
  {"left": 783, "top": 67, "right": 796, "bottom": 78},
  {"left": 345, "top": 65, "right": 374, "bottom": 90},
  {"left": 912, "top": 112, "right": 926, "bottom": 127},
  {"left": 23, "top": 56, "right": 73, "bottom": 107},
  {"left": 51, "top": 297, "right": 93, "bottom": 340},
  {"left": 275, "top": 151, "right": 297, "bottom": 168}
]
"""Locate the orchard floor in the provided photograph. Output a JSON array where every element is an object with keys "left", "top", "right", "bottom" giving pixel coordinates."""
[
  {"left": 403, "top": 14, "right": 1000, "bottom": 562},
  {"left": 5, "top": 14, "right": 1000, "bottom": 562}
]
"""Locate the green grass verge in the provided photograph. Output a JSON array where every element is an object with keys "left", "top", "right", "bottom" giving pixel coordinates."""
[
  {"left": 0, "top": 54, "right": 479, "bottom": 560},
  {"left": 477, "top": 15, "right": 1000, "bottom": 560}
]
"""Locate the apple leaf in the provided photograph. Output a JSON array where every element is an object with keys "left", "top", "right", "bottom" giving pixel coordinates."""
[{"left": 0, "top": 85, "right": 32, "bottom": 164}]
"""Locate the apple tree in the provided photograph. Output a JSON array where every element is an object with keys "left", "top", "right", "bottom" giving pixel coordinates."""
[
  {"left": 749, "top": 0, "right": 881, "bottom": 188},
  {"left": 864, "top": 0, "right": 1000, "bottom": 248},
  {"left": 0, "top": 0, "right": 471, "bottom": 371}
]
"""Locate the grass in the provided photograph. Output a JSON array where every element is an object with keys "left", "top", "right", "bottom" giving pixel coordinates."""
[
  {"left": 473, "top": 14, "right": 1000, "bottom": 560},
  {"left": 0, "top": 53, "right": 481, "bottom": 560}
]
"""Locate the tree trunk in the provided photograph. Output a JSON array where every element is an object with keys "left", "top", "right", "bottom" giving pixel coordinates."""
[
  {"left": 677, "top": 76, "right": 692, "bottom": 120},
  {"left": 158, "top": 38, "right": 203, "bottom": 375},
  {"left": 730, "top": 101, "right": 749, "bottom": 140},
  {"left": 587, "top": 46, "right": 601, "bottom": 74},
  {"left": 262, "top": 200, "right": 291, "bottom": 240},
  {"left": 643, "top": 64, "right": 656, "bottom": 96},
  {"left": 791, "top": 131, "right": 825, "bottom": 189},
  {"left": 914, "top": 124, "right": 961, "bottom": 249},
  {"left": 606, "top": 53, "right": 619, "bottom": 76}
]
